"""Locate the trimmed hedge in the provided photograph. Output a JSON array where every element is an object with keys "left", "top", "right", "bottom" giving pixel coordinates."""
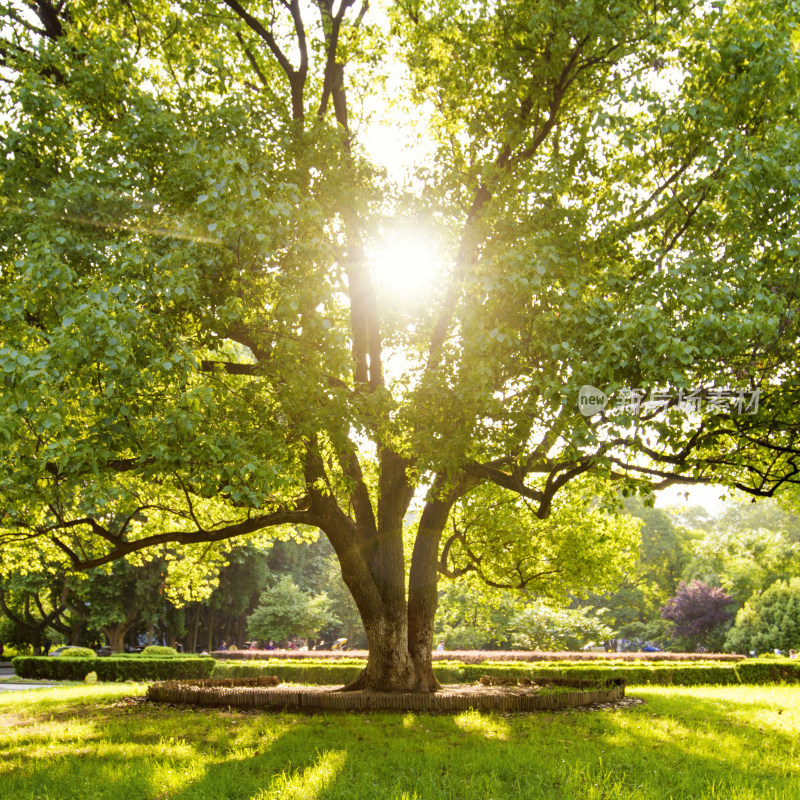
[
  {"left": 141, "top": 645, "right": 179, "bottom": 657},
  {"left": 213, "top": 649, "right": 745, "bottom": 663},
  {"left": 210, "top": 658, "right": 800, "bottom": 686},
  {"left": 54, "top": 647, "right": 96, "bottom": 658},
  {"left": 13, "top": 656, "right": 215, "bottom": 682},
  {"left": 211, "top": 660, "right": 365, "bottom": 685},
  {"left": 463, "top": 660, "right": 800, "bottom": 686}
]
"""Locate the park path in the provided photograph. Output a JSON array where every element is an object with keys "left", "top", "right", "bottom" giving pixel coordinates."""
[{"left": 0, "top": 664, "right": 63, "bottom": 692}]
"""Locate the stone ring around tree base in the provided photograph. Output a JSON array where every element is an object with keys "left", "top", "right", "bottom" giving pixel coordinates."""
[{"left": 145, "top": 676, "right": 629, "bottom": 713}]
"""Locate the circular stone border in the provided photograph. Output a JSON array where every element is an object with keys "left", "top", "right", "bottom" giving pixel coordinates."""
[{"left": 146, "top": 676, "right": 626, "bottom": 713}]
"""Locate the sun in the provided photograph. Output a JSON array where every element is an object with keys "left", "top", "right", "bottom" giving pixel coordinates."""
[{"left": 371, "top": 228, "right": 444, "bottom": 302}]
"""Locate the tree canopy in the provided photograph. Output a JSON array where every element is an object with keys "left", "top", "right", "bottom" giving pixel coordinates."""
[
  {"left": 247, "top": 574, "right": 338, "bottom": 644},
  {"left": 2, "top": 0, "right": 800, "bottom": 690},
  {"left": 724, "top": 576, "right": 800, "bottom": 654}
]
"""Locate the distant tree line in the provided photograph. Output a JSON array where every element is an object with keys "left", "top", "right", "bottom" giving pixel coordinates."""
[
  {"left": 0, "top": 536, "right": 365, "bottom": 655},
  {"left": 3, "top": 496, "right": 798, "bottom": 656}
]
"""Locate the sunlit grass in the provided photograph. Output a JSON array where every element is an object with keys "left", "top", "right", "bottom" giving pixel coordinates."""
[{"left": 0, "top": 684, "right": 798, "bottom": 799}]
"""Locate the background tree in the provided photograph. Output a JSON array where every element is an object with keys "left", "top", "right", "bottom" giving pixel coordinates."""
[
  {"left": 434, "top": 578, "right": 522, "bottom": 650},
  {"left": 2, "top": 0, "right": 800, "bottom": 691},
  {"left": 724, "top": 577, "right": 800, "bottom": 654},
  {"left": 579, "top": 498, "right": 691, "bottom": 647},
  {"left": 0, "top": 568, "right": 68, "bottom": 655},
  {"left": 247, "top": 575, "right": 339, "bottom": 644},
  {"left": 79, "top": 561, "right": 166, "bottom": 652},
  {"left": 510, "top": 603, "right": 612, "bottom": 652},
  {"left": 433, "top": 577, "right": 613, "bottom": 652},
  {"left": 660, "top": 580, "right": 735, "bottom": 652},
  {"left": 679, "top": 499, "right": 800, "bottom": 606}
]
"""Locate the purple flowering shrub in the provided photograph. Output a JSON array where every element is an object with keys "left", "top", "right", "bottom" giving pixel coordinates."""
[{"left": 661, "top": 580, "right": 735, "bottom": 650}]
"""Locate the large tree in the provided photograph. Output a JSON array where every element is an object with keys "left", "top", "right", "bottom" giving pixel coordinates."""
[{"left": 2, "top": 0, "right": 800, "bottom": 691}]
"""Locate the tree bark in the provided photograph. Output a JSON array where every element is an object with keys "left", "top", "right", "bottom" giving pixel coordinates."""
[
  {"left": 331, "top": 483, "right": 455, "bottom": 693},
  {"left": 343, "top": 603, "right": 440, "bottom": 693},
  {"left": 207, "top": 606, "right": 215, "bottom": 652},
  {"left": 103, "top": 609, "right": 138, "bottom": 653}
]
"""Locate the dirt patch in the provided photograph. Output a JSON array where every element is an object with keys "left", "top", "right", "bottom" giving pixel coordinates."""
[{"left": 0, "top": 712, "right": 29, "bottom": 729}]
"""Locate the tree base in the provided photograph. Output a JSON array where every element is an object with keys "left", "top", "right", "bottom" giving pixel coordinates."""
[
  {"left": 147, "top": 678, "right": 628, "bottom": 711},
  {"left": 341, "top": 668, "right": 441, "bottom": 694}
]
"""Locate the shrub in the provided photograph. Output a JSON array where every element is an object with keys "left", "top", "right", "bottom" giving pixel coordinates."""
[
  {"left": 661, "top": 580, "right": 735, "bottom": 651},
  {"left": 13, "top": 656, "right": 214, "bottom": 681},
  {"left": 141, "top": 645, "right": 179, "bottom": 657},
  {"left": 210, "top": 649, "right": 744, "bottom": 662},
  {"left": 725, "top": 578, "right": 800, "bottom": 654},
  {"left": 464, "top": 661, "right": 800, "bottom": 686},
  {"left": 247, "top": 576, "right": 339, "bottom": 643},
  {"left": 207, "top": 658, "right": 800, "bottom": 686},
  {"left": 55, "top": 647, "right": 96, "bottom": 658},
  {"left": 211, "top": 660, "right": 365, "bottom": 684}
]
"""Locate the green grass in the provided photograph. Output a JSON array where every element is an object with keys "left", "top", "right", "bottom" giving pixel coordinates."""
[{"left": 0, "top": 684, "right": 798, "bottom": 799}]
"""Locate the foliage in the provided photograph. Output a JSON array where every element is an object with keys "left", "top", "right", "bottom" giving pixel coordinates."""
[
  {"left": 724, "top": 577, "right": 800, "bottom": 654},
  {"left": 434, "top": 579, "right": 521, "bottom": 649},
  {"left": 55, "top": 646, "right": 95, "bottom": 658},
  {"left": 140, "top": 645, "right": 179, "bottom": 657},
  {"left": 510, "top": 603, "right": 612, "bottom": 652},
  {"left": 434, "top": 574, "right": 616, "bottom": 651},
  {"left": 0, "top": 560, "right": 69, "bottom": 655},
  {"left": 12, "top": 655, "right": 214, "bottom": 681},
  {"left": 440, "top": 482, "right": 641, "bottom": 597},
  {"left": 679, "top": 499, "right": 800, "bottom": 605},
  {"left": 3, "top": 0, "right": 800, "bottom": 689},
  {"left": 579, "top": 498, "right": 691, "bottom": 643},
  {"left": 661, "top": 580, "right": 735, "bottom": 651},
  {"left": 212, "top": 660, "right": 366, "bottom": 686},
  {"left": 463, "top": 660, "right": 800, "bottom": 687},
  {"left": 247, "top": 576, "right": 339, "bottom": 643},
  {"left": 211, "top": 650, "right": 745, "bottom": 663},
  {"left": 208, "top": 657, "right": 800, "bottom": 687},
  {"left": 267, "top": 537, "right": 367, "bottom": 648},
  {"left": 576, "top": 497, "right": 800, "bottom": 652}
]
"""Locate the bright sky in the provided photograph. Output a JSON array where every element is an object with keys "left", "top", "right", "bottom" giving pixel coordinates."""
[{"left": 655, "top": 484, "right": 740, "bottom": 516}]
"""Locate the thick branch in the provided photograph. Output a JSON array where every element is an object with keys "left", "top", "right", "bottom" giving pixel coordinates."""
[
  {"left": 38, "top": 508, "right": 321, "bottom": 571},
  {"left": 463, "top": 461, "right": 545, "bottom": 503},
  {"left": 220, "top": 0, "right": 306, "bottom": 119}
]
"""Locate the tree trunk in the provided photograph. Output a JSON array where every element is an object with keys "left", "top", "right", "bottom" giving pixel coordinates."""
[
  {"left": 343, "top": 607, "right": 440, "bottom": 692},
  {"left": 103, "top": 609, "right": 138, "bottom": 653},
  {"left": 332, "top": 483, "right": 454, "bottom": 693},
  {"left": 190, "top": 604, "right": 201, "bottom": 654},
  {"left": 102, "top": 624, "right": 127, "bottom": 653},
  {"left": 407, "top": 496, "right": 453, "bottom": 690},
  {"left": 207, "top": 606, "right": 215, "bottom": 652}
]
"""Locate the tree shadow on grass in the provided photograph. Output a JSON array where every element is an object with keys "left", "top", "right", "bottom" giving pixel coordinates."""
[
  {"left": 159, "top": 687, "right": 800, "bottom": 800},
  {"left": 1, "top": 687, "right": 798, "bottom": 800}
]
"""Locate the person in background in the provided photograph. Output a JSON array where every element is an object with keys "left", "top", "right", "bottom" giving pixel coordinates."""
[
  {"left": 436, "top": 641, "right": 445, "bottom": 653},
  {"left": 266, "top": 640, "right": 275, "bottom": 650}
]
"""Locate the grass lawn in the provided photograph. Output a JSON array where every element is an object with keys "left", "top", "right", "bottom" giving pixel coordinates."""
[{"left": 0, "top": 683, "right": 797, "bottom": 799}]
